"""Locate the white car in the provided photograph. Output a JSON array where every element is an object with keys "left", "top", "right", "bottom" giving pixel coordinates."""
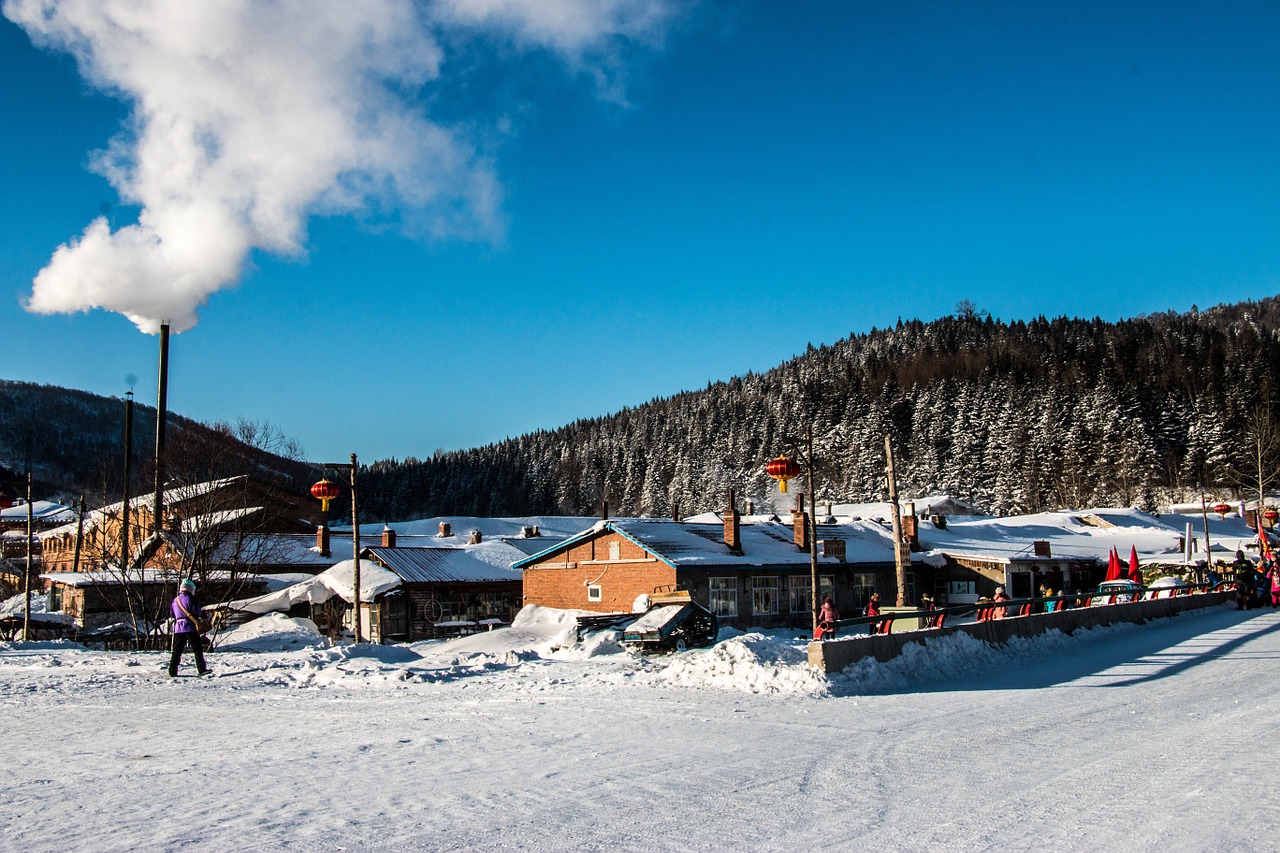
[{"left": 1142, "top": 576, "right": 1191, "bottom": 600}]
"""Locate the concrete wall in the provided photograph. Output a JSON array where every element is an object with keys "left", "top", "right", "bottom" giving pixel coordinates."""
[{"left": 807, "top": 591, "right": 1235, "bottom": 674}]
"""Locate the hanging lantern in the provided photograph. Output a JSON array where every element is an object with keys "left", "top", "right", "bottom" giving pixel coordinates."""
[
  {"left": 310, "top": 478, "right": 340, "bottom": 512},
  {"left": 1213, "top": 502, "right": 1231, "bottom": 517},
  {"left": 1264, "top": 507, "right": 1279, "bottom": 525},
  {"left": 0, "top": 493, "right": 12, "bottom": 511},
  {"left": 766, "top": 455, "right": 801, "bottom": 494}
]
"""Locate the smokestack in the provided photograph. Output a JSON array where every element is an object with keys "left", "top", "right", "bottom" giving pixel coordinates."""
[
  {"left": 672, "top": 502, "right": 681, "bottom": 523},
  {"left": 724, "top": 488, "right": 741, "bottom": 554},
  {"left": 601, "top": 499, "right": 608, "bottom": 520},
  {"left": 151, "top": 323, "right": 169, "bottom": 535}
]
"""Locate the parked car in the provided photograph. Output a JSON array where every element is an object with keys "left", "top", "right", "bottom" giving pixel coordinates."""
[
  {"left": 1143, "top": 576, "right": 1190, "bottom": 600},
  {"left": 1089, "top": 579, "right": 1141, "bottom": 606}
]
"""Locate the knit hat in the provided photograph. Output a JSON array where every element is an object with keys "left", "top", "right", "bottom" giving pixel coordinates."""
[{"left": 181, "top": 579, "right": 196, "bottom": 592}]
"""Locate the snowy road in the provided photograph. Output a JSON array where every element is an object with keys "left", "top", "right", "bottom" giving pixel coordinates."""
[{"left": 1, "top": 604, "right": 1277, "bottom": 852}]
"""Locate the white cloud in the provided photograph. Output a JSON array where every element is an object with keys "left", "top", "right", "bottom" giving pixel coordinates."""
[{"left": 4, "top": 0, "right": 673, "bottom": 333}]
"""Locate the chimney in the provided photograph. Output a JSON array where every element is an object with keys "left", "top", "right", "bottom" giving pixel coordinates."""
[
  {"left": 672, "top": 502, "right": 681, "bottom": 523},
  {"left": 1033, "top": 540, "right": 1051, "bottom": 557},
  {"left": 468, "top": 529, "right": 483, "bottom": 545},
  {"left": 901, "top": 514, "right": 919, "bottom": 550},
  {"left": 317, "top": 524, "right": 331, "bottom": 558},
  {"left": 381, "top": 525, "right": 396, "bottom": 548},
  {"left": 723, "top": 488, "right": 741, "bottom": 554},
  {"left": 531, "top": 525, "right": 539, "bottom": 537},
  {"left": 931, "top": 514, "right": 947, "bottom": 530},
  {"left": 745, "top": 499, "right": 754, "bottom": 515},
  {"left": 822, "top": 538, "right": 846, "bottom": 561},
  {"left": 793, "top": 494, "right": 809, "bottom": 552},
  {"left": 601, "top": 499, "right": 609, "bottom": 520},
  {"left": 438, "top": 522, "right": 451, "bottom": 538}
]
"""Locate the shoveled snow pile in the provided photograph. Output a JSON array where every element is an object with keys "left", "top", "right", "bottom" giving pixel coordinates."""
[{"left": 640, "top": 629, "right": 830, "bottom": 696}]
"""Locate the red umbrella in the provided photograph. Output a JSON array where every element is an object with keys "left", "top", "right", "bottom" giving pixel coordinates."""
[
  {"left": 1127, "top": 545, "right": 1142, "bottom": 584},
  {"left": 1105, "top": 548, "right": 1122, "bottom": 581}
]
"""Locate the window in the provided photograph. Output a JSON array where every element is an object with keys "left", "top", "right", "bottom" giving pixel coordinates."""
[
  {"left": 789, "top": 575, "right": 836, "bottom": 613},
  {"left": 709, "top": 577, "right": 737, "bottom": 616},
  {"left": 751, "top": 576, "right": 779, "bottom": 615},
  {"left": 788, "top": 576, "right": 809, "bottom": 613},
  {"left": 608, "top": 541, "right": 621, "bottom": 561},
  {"left": 850, "top": 573, "right": 876, "bottom": 610},
  {"left": 588, "top": 585, "right": 602, "bottom": 602},
  {"left": 949, "top": 580, "right": 976, "bottom": 596}
]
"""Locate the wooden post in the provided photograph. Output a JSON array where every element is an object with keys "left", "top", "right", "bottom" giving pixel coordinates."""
[
  {"left": 885, "top": 435, "right": 908, "bottom": 605},
  {"left": 350, "top": 453, "right": 362, "bottom": 644}
]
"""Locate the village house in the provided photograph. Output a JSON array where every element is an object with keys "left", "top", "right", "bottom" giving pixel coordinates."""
[
  {"left": 219, "top": 525, "right": 529, "bottom": 642},
  {"left": 514, "top": 496, "right": 906, "bottom": 629}
]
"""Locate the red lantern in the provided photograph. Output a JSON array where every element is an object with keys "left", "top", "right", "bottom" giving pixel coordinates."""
[
  {"left": 1265, "top": 507, "right": 1279, "bottom": 524},
  {"left": 310, "top": 478, "right": 340, "bottom": 512},
  {"left": 766, "top": 455, "right": 801, "bottom": 493},
  {"left": 1213, "top": 502, "right": 1231, "bottom": 517},
  {"left": 0, "top": 493, "right": 12, "bottom": 511}
]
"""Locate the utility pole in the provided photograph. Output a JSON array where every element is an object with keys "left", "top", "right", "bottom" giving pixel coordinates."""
[
  {"left": 885, "top": 435, "right": 909, "bottom": 606},
  {"left": 122, "top": 390, "right": 134, "bottom": 570},
  {"left": 152, "top": 323, "right": 170, "bottom": 536},
  {"left": 72, "top": 495, "right": 86, "bottom": 574},
  {"left": 1200, "top": 494, "right": 1213, "bottom": 583},
  {"left": 323, "top": 454, "right": 363, "bottom": 643},
  {"left": 805, "top": 424, "right": 819, "bottom": 633},
  {"left": 23, "top": 473, "right": 33, "bottom": 640}
]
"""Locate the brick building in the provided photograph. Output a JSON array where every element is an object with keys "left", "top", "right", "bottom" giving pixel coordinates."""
[{"left": 515, "top": 499, "right": 905, "bottom": 630}]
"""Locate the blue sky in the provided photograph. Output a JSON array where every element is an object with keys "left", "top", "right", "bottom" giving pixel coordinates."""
[{"left": 1, "top": 0, "right": 1277, "bottom": 464}]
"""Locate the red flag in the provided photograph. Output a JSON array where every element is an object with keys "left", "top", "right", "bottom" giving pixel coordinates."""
[
  {"left": 1106, "top": 547, "right": 1122, "bottom": 581},
  {"left": 1259, "top": 518, "right": 1272, "bottom": 559},
  {"left": 1128, "top": 545, "right": 1142, "bottom": 584}
]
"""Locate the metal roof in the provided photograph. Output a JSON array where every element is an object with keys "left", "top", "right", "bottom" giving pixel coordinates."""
[{"left": 364, "top": 547, "right": 521, "bottom": 584}]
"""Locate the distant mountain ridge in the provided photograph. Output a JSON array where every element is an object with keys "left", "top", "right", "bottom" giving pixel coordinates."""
[
  {"left": 356, "top": 298, "right": 1280, "bottom": 520},
  {"left": 7, "top": 298, "right": 1279, "bottom": 519},
  {"left": 0, "top": 380, "right": 310, "bottom": 504}
]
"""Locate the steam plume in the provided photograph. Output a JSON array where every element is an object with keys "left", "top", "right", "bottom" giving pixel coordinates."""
[{"left": 5, "top": 0, "right": 672, "bottom": 333}]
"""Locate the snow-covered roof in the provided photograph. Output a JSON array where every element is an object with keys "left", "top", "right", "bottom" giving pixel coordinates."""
[
  {"left": 0, "top": 591, "right": 74, "bottom": 624},
  {"left": 39, "top": 477, "right": 250, "bottom": 539},
  {"left": 40, "top": 568, "right": 244, "bottom": 587},
  {"left": 0, "top": 500, "right": 74, "bottom": 525},
  {"left": 513, "top": 517, "right": 901, "bottom": 570},
  {"left": 219, "top": 559, "right": 402, "bottom": 615},
  {"left": 917, "top": 507, "right": 1264, "bottom": 566}
]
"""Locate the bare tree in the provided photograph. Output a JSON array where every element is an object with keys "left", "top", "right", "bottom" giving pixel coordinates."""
[{"left": 1230, "top": 405, "right": 1280, "bottom": 513}]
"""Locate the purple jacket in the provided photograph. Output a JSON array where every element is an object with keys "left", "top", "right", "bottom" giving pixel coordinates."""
[{"left": 172, "top": 591, "right": 201, "bottom": 634}]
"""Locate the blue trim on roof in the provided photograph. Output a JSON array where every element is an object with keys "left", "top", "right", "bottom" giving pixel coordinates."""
[{"left": 511, "top": 521, "right": 677, "bottom": 571}]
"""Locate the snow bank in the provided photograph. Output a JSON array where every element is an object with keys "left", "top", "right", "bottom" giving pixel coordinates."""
[
  {"left": 215, "top": 614, "right": 326, "bottom": 652},
  {"left": 641, "top": 630, "right": 830, "bottom": 696}
]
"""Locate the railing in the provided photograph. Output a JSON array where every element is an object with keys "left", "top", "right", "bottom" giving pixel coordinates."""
[{"left": 821, "top": 584, "right": 1219, "bottom": 637}]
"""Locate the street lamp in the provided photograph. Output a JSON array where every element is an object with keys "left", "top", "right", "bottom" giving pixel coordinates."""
[
  {"left": 768, "top": 424, "right": 819, "bottom": 633},
  {"left": 315, "top": 454, "right": 363, "bottom": 643}
]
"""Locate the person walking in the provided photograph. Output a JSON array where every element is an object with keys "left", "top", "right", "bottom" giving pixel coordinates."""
[
  {"left": 817, "top": 596, "right": 840, "bottom": 640},
  {"left": 169, "top": 578, "right": 210, "bottom": 677},
  {"left": 1268, "top": 561, "right": 1280, "bottom": 608}
]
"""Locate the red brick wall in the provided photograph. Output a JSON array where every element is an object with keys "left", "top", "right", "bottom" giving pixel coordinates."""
[{"left": 522, "top": 531, "right": 676, "bottom": 612}]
